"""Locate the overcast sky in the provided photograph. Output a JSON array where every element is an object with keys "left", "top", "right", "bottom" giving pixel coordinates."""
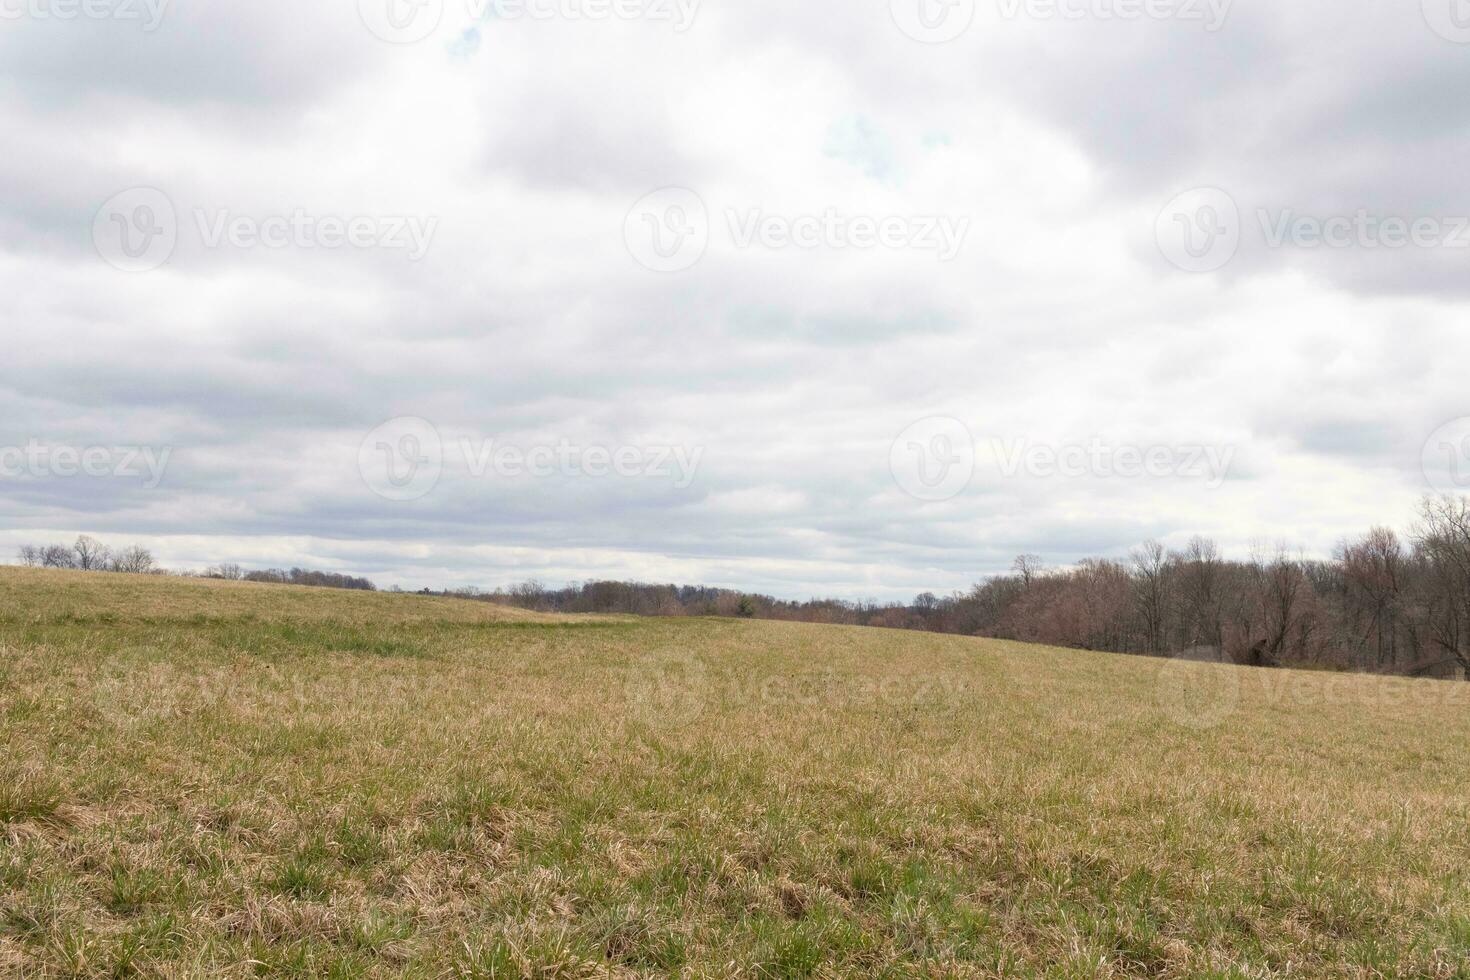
[{"left": 3, "top": 0, "right": 1469, "bottom": 598}]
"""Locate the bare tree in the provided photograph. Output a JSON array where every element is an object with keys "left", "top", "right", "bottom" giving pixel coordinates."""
[
  {"left": 1229, "top": 545, "right": 1328, "bottom": 667},
  {"left": 40, "top": 545, "right": 75, "bottom": 568},
  {"left": 1337, "top": 527, "right": 1408, "bottom": 671},
  {"left": 111, "top": 545, "right": 156, "bottom": 574},
  {"left": 1012, "top": 554, "right": 1045, "bottom": 587},
  {"left": 1072, "top": 558, "right": 1131, "bottom": 652},
  {"left": 1130, "top": 540, "right": 1169, "bottom": 654},
  {"left": 1413, "top": 496, "right": 1470, "bottom": 675},
  {"left": 1174, "top": 536, "right": 1224, "bottom": 652},
  {"left": 72, "top": 535, "right": 110, "bottom": 572},
  {"left": 17, "top": 545, "right": 42, "bottom": 567}
]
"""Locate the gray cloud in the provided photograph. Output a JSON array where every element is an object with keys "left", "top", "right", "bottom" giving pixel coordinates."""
[
  {"left": 0, "top": 1, "right": 376, "bottom": 106},
  {"left": 0, "top": 0, "right": 1465, "bottom": 599}
]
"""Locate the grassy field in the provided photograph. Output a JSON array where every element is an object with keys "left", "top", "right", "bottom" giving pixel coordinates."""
[{"left": 2, "top": 568, "right": 1469, "bottom": 978}]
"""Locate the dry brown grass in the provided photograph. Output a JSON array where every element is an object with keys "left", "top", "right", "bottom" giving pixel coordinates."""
[{"left": 1, "top": 567, "right": 1468, "bottom": 978}]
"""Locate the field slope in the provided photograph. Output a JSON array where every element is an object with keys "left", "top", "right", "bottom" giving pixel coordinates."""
[{"left": 2, "top": 568, "right": 1468, "bottom": 978}]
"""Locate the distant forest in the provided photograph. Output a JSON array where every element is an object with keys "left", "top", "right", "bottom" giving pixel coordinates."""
[
  {"left": 15, "top": 496, "right": 1470, "bottom": 681},
  {"left": 476, "top": 497, "right": 1470, "bottom": 681}
]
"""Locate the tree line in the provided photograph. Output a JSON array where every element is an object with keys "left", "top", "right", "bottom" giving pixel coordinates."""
[
  {"left": 17, "top": 497, "right": 1470, "bottom": 680},
  {"left": 479, "top": 497, "right": 1470, "bottom": 680},
  {"left": 18, "top": 536, "right": 159, "bottom": 574},
  {"left": 15, "top": 536, "right": 376, "bottom": 592}
]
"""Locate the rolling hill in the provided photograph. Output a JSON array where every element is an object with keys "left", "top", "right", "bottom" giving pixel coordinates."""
[{"left": 2, "top": 568, "right": 1467, "bottom": 977}]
